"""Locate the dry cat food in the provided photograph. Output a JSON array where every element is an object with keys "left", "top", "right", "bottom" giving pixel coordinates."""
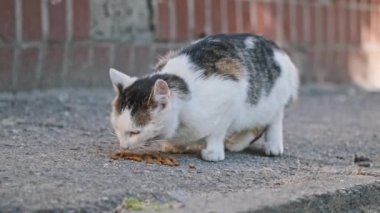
[{"left": 111, "top": 151, "right": 180, "bottom": 167}]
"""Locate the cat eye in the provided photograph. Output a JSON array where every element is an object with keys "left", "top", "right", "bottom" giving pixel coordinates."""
[{"left": 126, "top": 130, "right": 141, "bottom": 136}]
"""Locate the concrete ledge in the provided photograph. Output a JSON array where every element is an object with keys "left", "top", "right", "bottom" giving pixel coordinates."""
[{"left": 257, "top": 181, "right": 380, "bottom": 213}]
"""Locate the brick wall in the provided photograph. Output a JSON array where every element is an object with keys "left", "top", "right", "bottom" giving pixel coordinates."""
[{"left": 1, "top": 0, "right": 380, "bottom": 91}]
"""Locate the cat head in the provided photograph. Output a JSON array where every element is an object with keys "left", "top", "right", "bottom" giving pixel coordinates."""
[{"left": 109, "top": 68, "right": 189, "bottom": 149}]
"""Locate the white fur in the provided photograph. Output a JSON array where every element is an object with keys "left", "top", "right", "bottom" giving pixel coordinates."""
[
  {"left": 109, "top": 68, "right": 136, "bottom": 92},
  {"left": 109, "top": 50, "right": 298, "bottom": 161},
  {"left": 244, "top": 37, "right": 256, "bottom": 49}
]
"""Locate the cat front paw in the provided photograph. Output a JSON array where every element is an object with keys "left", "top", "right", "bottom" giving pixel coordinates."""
[
  {"left": 201, "top": 149, "right": 225, "bottom": 161},
  {"left": 263, "top": 142, "right": 284, "bottom": 156}
]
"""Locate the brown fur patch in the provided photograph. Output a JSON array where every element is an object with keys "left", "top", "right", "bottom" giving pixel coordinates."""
[
  {"left": 215, "top": 57, "right": 245, "bottom": 80},
  {"left": 252, "top": 126, "right": 266, "bottom": 136},
  {"left": 225, "top": 126, "right": 268, "bottom": 149},
  {"left": 133, "top": 90, "right": 157, "bottom": 126},
  {"left": 113, "top": 84, "right": 124, "bottom": 114},
  {"left": 112, "top": 73, "right": 189, "bottom": 128},
  {"left": 155, "top": 50, "right": 179, "bottom": 70},
  {"left": 113, "top": 96, "right": 123, "bottom": 114},
  {"left": 112, "top": 88, "right": 156, "bottom": 126}
]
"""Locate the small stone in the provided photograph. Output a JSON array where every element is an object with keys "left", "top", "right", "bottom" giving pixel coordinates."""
[
  {"left": 354, "top": 154, "right": 371, "bottom": 163},
  {"left": 357, "top": 162, "right": 372, "bottom": 168},
  {"left": 188, "top": 164, "right": 196, "bottom": 169}
]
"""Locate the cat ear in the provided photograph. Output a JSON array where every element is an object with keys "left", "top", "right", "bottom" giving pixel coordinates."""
[
  {"left": 109, "top": 68, "right": 136, "bottom": 94},
  {"left": 153, "top": 79, "right": 170, "bottom": 107}
]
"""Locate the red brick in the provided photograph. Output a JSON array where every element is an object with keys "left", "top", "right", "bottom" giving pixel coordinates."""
[
  {"left": 22, "top": 0, "right": 42, "bottom": 40},
  {"left": 41, "top": 44, "right": 64, "bottom": 88},
  {"left": 283, "top": 2, "right": 291, "bottom": 43},
  {"left": 333, "top": 50, "right": 350, "bottom": 83},
  {"left": 133, "top": 46, "right": 151, "bottom": 76},
  {"left": 175, "top": 0, "right": 189, "bottom": 41},
  {"left": 319, "top": 50, "right": 330, "bottom": 83},
  {"left": 194, "top": 0, "right": 206, "bottom": 37},
  {"left": 156, "top": 0, "right": 170, "bottom": 41},
  {"left": 330, "top": 4, "right": 340, "bottom": 44},
  {"left": 354, "top": 8, "right": 362, "bottom": 44},
  {"left": 241, "top": 1, "right": 250, "bottom": 33},
  {"left": 91, "top": 46, "right": 110, "bottom": 85},
  {"left": 48, "top": 0, "right": 66, "bottom": 40},
  {"left": 324, "top": 49, "right": 335, "bottom": 79},
  {"left": 325, "top": 49, "right": 339, "bottom": 81},
  {"left": 73, "top": 0, "right": 89, "bottom": 39},
  {"left": 369, "top": 10, "right": 380, "bottom": 42},
  {"left": 309, "top": 5, "right": 317, "bottom": 44},
  {"left": 154, "top": 47, "right": 171, "bottom": 65},
  {"left": 320, "top": 5, "right": 328, "bottom": 44},
  {"left": 256, "top": 1, "right": 266, "bottom": 35},
  {"left": 113, "top": 44, "right": 131, "bottom": 72},
  {"left": 348, "top": 49, "right": 368, "bottom": 85},
  {"left": 313, "top": 50, "right": 325, "bottom": 82},
  {"left": 295, "top": 4, "right": 304, "bottom": 43},
  {"left": 226, "top": 0, "right": 237, "bottom": 33},
  {"left": 0, "top": 0, "right": 15, "bottom": 41},
  {"left": 360, "top": 8, "right": 371, "bottom": 43},
  {"left": 93, "top": 46, "right": 109, "bottom": 68},
  {"left": 347, "top": 7, "right": 356, "bottom": 44},
  {"left": 375, "top": 11, "right": 380, "bottom": 42},
  {"left": 211, "top": 0, "right": 222, "bottom": 34},
  {"left": 328, "top": 50, "right": 339, "bottom": 82},
  {"left": 303, "top": 49, "right": 317, "bottom": 82},
  {"left": 340, "top": 50, "right": 350, "bottom": 83},
  {"left": 67, "top": 45, "right": 89, "bottom": 86},
  {"left": 310, "top": 5, "right": 324, "bottom": 44},
  {"left": 339, "top": 6, "right": 348, "bottom": 44},
  {"left": 347, "top": 7, "right": 357, "bottom": 44},
  {"left": 265, "top": 2, "right": 277, "bottom": 40},
  {"left": 0, "top": 47, "right": 14, "bottom": 90},
  {"left": 19, "top": 48, "right": 39, "bottom": 89},
  {"left": 70, "top": 46, "right": 89, "bottom": 72}
]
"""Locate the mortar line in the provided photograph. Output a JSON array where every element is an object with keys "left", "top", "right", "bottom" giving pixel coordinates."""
[
  {"left": 12, "top": 0, "right": 22, "bottom": 90},
  {"left": 289, "top": 0, "right": 297, "bottom": 43},
  {"left": 187, "top": 0, "right": 195, "bottom": 40},
  {"left": 37, "top": 0, "right": 49, "bottom": 88},
  {"left": 205, "top": 0, "right": 212, "bottom": 35},
  {"left": 338, "top": 2, "right": 345, "bottom": 45},
  {"left": 349, "top": 0, "right": 357, "bottom": 44},
  {"left": 62, "top": 0, "right": 73, "bottom": 87},
  {"left": 128, "top": 44, "right": 136, "bottom": 75},
  {"left": 276, "top": 0, "right": 284, "bottom": 44},
  {"left": 303, "top": 1, "right": 311, "bottom": 44},
  {"left": 316, "top": 2, "right": 322, "bottom": 46},
  {"left": 168, "top": 0, "right": 176, "bottom": 42},
  {"left": 236, "top": 0, "right": 243, "bottom": 32}
]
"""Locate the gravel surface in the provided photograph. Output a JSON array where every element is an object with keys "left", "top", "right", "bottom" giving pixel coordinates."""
[{"left": 0, "top": 85, "right": 379, "bottom": 212}]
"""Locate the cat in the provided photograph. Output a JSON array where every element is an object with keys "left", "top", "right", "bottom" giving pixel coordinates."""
[{"left": 109, "top": 33, "right": 299, "bottom": 161}]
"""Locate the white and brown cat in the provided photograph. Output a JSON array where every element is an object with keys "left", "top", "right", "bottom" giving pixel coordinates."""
[{"left": 109, "top": 33, "right": 299, "bottom": 161}]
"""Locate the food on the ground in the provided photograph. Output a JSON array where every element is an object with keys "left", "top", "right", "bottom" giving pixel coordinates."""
[{"left": 111, "top": 151, "right": 180, "bottom": 166}]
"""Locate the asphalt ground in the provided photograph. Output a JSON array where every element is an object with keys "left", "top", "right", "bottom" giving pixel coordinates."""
[{"left": 0, "top": 85, "right": 379, "bottom": 212}]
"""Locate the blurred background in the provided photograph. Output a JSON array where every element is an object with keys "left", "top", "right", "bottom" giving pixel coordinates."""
[{"left": 0, "top": 0, "right": 379, "bottom": 92}]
